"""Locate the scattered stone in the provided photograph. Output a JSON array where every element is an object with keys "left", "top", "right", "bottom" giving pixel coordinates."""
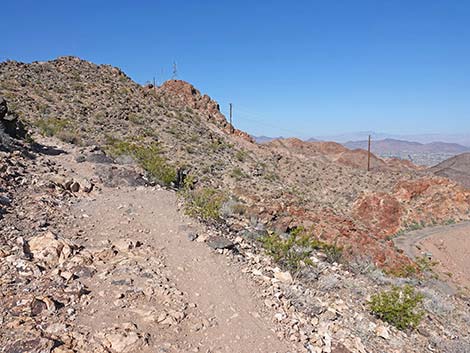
[
  {"left": 273, "top": 270, "right": 293, "bottom": 283},
  {"left": 187, "top": 232, "right": 198, "bottom": 241},
  {"left": 376, "top": 325, "right": 390, "bottom": 340},
  {"left": 206, "top": 236, "right": 235, "bottom": 250}
]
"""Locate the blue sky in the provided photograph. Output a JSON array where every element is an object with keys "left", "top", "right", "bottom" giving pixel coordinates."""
[{"left": 2, "top": 1, "right": 470, "bottom": 138}]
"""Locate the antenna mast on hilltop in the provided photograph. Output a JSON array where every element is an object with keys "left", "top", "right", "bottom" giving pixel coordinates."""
[{"left": 172, "top": 61, "right": 178, "bottom": 79}]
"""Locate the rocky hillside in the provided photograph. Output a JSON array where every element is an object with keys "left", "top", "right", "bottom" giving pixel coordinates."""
[
  {"left": 430, "top": 153, "right": 470, "bottom": 189},
  {"left": 2, "top": 56, "right": 470, "bottom": 271},
  {"left": 2, "top": 57, "right": 470, "bottom": 352}
]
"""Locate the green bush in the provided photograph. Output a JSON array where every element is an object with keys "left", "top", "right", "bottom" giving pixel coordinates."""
[
  {"left": 106, "top": 138, "right": 176, "bottom": 187},
  {"left": 260, "top": 227, "right": 340, "bottom": 272},
  {"left": 230, "top": 167, "right": 246, "bottom": 180},
  {"left": 35, "top": 117, "right": 70, "bottom": 137},
  {"left": 235, "top": 149, "right": 247, "bottom": 162},
  {"left": 369, "top": 285, "right": 424, "bottom": 330},
  {"left": 183, "top": 187, "right": 228, "bottom": 221}
]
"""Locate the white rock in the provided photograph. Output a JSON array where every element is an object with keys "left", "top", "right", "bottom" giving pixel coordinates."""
[
  {"left": 274, "top": 271, "right": 293, "bottom": 283},
  {"left": 376, "top": 325, "right": 390, "bottom": 340}
]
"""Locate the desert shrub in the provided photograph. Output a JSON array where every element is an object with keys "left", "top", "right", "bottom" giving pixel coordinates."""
[
  {"left": 260, "top": 227, "right": 340, "bottom": 272},
  {"left": 183, "top": 187, "right": 228, "bottom": 221},
  {"left": 415, "top": 255, "right": 438, "bottom": 273},
  {"left": 106, "top": 138, "right": 176, "bottom": 187},
  {"left": 56, "top": 130, "right": 81, "bottom": 145},
  {"left": 369, "top": 285, "right": 424, "bottom": 330},
  {"left": 235, "top": 149, "right": 247, "bottom": 162},
  {"left": 386, "top": 263, "right": 418, "bottom": 278},
  {"left": 318, "top": 274, "right": 340, "bottom": 291},
  {"left": 128, "top": 113, "right": 144, "bottom": 125},
  {"left": 35, "top": 117, "right": 70, "bottom": 137},
  {"left": 422, "top": 288, "right": 454, "bottom": 317},
  {"left": 322, "top": 242, "right": 343, "bottom": 263},
  {"left": 230, "top": 167, "right": 246, "bottom": 180},
  {"left": 219, "top": 198, "right": 247, "bottom": 217},
  {"left": 348, "top": 255, "right": 376, "bottom": 274}
]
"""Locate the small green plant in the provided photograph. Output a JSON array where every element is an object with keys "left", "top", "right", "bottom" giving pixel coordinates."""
[
  {"left": 230, "top": 167, "right": 246, "bottom": 180},
  {"left": 235, "top": 149, "right": 247, "bottom": 162},
  {"left": 106, "top": 137, "right": 176, "bottom": 187},
  {"left": 415, "top": 255, "right": 438, "bottom": 273},
  {"left": 183, "top": 187, "right": 228, "bottom": 221},
  {"left": 260, "top": 227, "right": 339, "bottom": 272},
  {"left": 407, "top": 221, "right": 424, "bottom": 231},
  {"left": 386, "top": 263, "right": 417, "bottom": 278},
  {"left": 35, "top": 117, "right": 70, "bottom": 137},
  {"left": 128, "top": 113, "right": 144, "bottom": 125},
  {"left": 444, "top": 218, "right": 456, "bottom": 225},
  {"left": 369, "top": 285, "right": 424, "bottom": 330}
]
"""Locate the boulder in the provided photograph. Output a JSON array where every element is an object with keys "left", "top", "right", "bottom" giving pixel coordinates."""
[
  {"left": 27, "top": 231, "right": 77, "bottom": 266},
  {"left": 0, "top": 96, "right": 7, "bottom": 119},
  {"left": 0, "top": 97, "right": 26, "bottom": 139},
  {"left": 206, "top": 236, "right": 235, "bottom": 250}
]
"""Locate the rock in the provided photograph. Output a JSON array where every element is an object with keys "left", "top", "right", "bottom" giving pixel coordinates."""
[
  {"left": 273, "top": 270, "right": 293, "bottom": 283},
  {"left": 70, "top": 181, "right": 80, "bottom": 192},
  {"left": 4, "top": 337, "right": 56, "bottom": 353},
  {"left": 206, "top": 236, "right": 234, "bottom": 250},
  {"left": 75, "top": 155, "right": 86, "bottom": 163},
  {"left": 332, "top": 343, "right": 353, "bottom": 353},
  {"left": 0, "top": 195, "right": 11, "bottom": 206},
  {"left": 102, "top": 331, "right": 140, "bottom": 353},
  {"left": 376, "top": 325, "right": 390, "bottom": 340},
  {"left": 187, "top": 232, "right": 198, "bottom": 241},
  {"left": 27, "top": 231, "right": 77, "bottom": 266},
  {"left": 0, "top": 96, "right": 7, "bottom": 119}
]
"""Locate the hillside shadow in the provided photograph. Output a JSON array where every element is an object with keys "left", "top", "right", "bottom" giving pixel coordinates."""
[{"left": 31, "top": 142, "right": 66, "bottom": 156}]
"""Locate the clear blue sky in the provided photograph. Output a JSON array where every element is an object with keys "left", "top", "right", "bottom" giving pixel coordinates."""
[{"left": 2, "top": 0, "right": 470, "bottom": 138}]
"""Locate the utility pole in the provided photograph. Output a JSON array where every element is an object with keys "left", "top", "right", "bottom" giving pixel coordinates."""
[
  {"left": 229, "top": 103, "right": 233, "bottom": 133},
  {"left": 172, "top": 61, "right": 178, "bottom": 79},
  {"left": 367, "top": 134, "right": 371, "bottom": 172}
]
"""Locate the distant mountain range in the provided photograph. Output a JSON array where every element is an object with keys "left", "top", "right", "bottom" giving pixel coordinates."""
[
  {"left": 344, "top": 138, "right": 470, "bottom": 154},
  {"left": 254, "top": 132, "right": 470, "bottom": 151},
  {"left": 313, "top": 131, "right": 470, "bottom": 147},
  {"left": 253, "top": 134, "right": 470, "bottom": 166}
]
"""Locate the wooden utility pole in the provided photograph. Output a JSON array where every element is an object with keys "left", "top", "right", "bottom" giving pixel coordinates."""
[
  {"left": 229, "top": 103, "right": 233, "bottom": 133},
  {"left": 367, "top": 134, "right": 371, "bottom": 172}
]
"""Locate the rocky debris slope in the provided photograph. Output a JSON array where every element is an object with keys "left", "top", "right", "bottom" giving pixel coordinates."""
[{"left": 2, "top": 57, "right": 470, "bottom": 271}]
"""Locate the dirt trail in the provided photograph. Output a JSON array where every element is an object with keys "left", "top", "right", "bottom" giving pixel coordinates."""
[
  {"left": 394, "top": 221, "right": 470, "bottom": 290},
  {"left": 71, "top": 187, "right": 296, "bottom": 353},
  {"left": 24, "top": 136, "right": 300, "bottom": 352}
]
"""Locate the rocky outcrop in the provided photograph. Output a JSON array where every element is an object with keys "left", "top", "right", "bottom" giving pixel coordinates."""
[
  {"left": 0, "top": 96, "right": 26, "bottom": 141},
  {"left": 155, "top": 80, "right": 254, "bottom": 142}
]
